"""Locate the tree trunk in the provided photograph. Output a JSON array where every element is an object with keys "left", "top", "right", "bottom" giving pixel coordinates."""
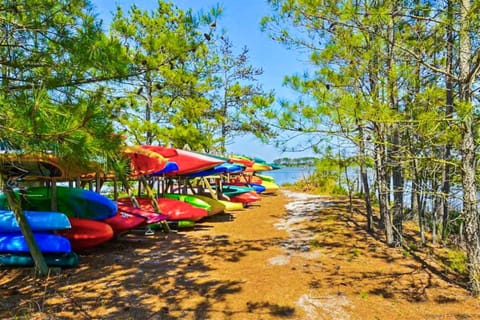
[
  {"left": 357, "top": 121, "right": 373, "bottom": 231},
  {"left": 387, "top": 0, "right": 403, "bottom": 245},
  {"left": 375, "top": 124, "right": 394, "bottom": 245},
  {"left": 459, "top": 0, "right": 480, "bottom": 295},
  {"left": 3, "top": 184, "right": 49, "bottom": 275},
  {"left": 441, "top": 0, "right": 454, "bottom": 241}
]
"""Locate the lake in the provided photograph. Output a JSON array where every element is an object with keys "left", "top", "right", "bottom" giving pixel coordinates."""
[{"left": 259, "top": 166, "right": 314, "bottom": 185}]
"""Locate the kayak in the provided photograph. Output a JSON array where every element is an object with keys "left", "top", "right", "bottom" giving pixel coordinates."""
[
  {"left": 114, "top": 202, "right": 169, "bottom": 224},
  {"left": 185, "top": 162, "right": 245, "bottom": 178},
  {"left": 0, "top": 232, "right": 71, "bottom": 253},
  {"left": 0, "top": 210, "right": 71, "bottom": 232},
  {"left": 56, "top": 217, "right": 114, "bottom": 251},
  {"left": 1, "top": 187, "right": 117, "bottom": 221},
  {"left": 254, "top": 173, "right": 276, "bottom": 183},
  {"left": 143, "top": 146, "right": 225, "bottom": 176},
  {"left": 218, "top": 185, "right": 256, "bottom": 197},
  {"left": 122, "top": 145, "right": 170, "bottom": 177},
  {"left": 218, "top": 200, "right": 244, "bottom": 211},
  {"left": 162, "top": 193, "right": 211, "bottom": 211},
  {"left": 260, "top": 180, "right": 280, "bottom": 193},
  {"left": 102, "top": 210, "right": 148, "bottom": 236},
  {"left": 226, "top": 181, "right": 266, "bottom": 193},
  {"left": 0, "top": 252, "right": 79, "bottom": 267},
  {"left": 189, "top": 195, "right": 225, "bottom": 215},
  {"left": 229, "top": 191, "right": 261, "bottom": 205},
  {"left": 150, "top": 220, "right": 196, "bottom": 230},
  {"left": 117, "top": 197, "right": 208, "bottom": 221}
]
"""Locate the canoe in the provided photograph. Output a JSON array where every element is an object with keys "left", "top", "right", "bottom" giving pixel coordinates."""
[
  {"left": 117, "top": 197, "right": 208, "bottom": 221},
  {"left": 114, "top": 203, "right": 169, "bottom": 224},
  {"left": 0, "top": 210, "right": 71, "bottom": 232},
  {"left": 7, "top": 187, "right": 117, "bottom": 220},
  {"left": 0, "top": 252, "right": 79, "bottom": 267},
  {"left": 56, "top": 217, "right": 114, "bottom": 251},
  {"left": 102, "top": 210, "right": 148, "bottom": 236},
  {"left": 0, "top": 232, "right": 71, "bottom": 253},
  {"left": 143, "top": 146, "right": 225, "bottom": 176},
  {"left": 162, "top": 193, "right": 211, "bottom": 211}
]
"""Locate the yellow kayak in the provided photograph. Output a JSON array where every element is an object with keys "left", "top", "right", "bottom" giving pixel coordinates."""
[
  {"left": 261, "top": 180, "right": 280, "bottom": 194},
  {"left": 218, "top": 200, "right": 244, "bottom": 211},
  {"left": 190, "top": 194, "right": 226, "bottom": 215}
]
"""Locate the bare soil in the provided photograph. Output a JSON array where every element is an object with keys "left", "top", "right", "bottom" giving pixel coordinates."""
[{"left": 1, "top": 188, "right": 479, "bottom": 319}]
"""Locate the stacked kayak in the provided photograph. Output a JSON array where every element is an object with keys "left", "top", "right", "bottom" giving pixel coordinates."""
[
  {"left": 0, "top": 209, "right": 77, "bottom": 267},
  {"left": 56, "top": 217, "right": 114, "bottom": 251},
  {"left": 2, "top": 186, "right": 118, "bottom": 220},
  {"left": 0, "top": 187, "right": 119, "bottom": 253},
  {"left": 0, "top": 210, "right": 71, "bottom": 232}
]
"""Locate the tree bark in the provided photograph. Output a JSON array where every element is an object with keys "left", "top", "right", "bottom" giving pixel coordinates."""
[
  {"left": 3, "top": 184, "right": 49, "bottom": 275},
  {"left": 459, "top": 0, "right": 480, "bottom": 295}
]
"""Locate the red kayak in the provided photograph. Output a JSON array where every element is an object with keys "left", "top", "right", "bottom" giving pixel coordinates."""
[
  {"left": 117, "top": 197, "right": 208, "bottom": 221},
  {"left": 102, "top": 210, "right": 149, "bottom": 236},
  {"left": 229, "top": 191, "right": 261, "bottom": 205},
  {"left": 122, "top": 146, "right": 169, "bottom": 177},
  {"left": 113, "top": 203, "right": 169, "bottom": 224},
  {"left": 142, "top": 146, "right": 225, "bottom": 176},
  {"left": 56, "top": 217, "right": 114, "bottom": 251}
]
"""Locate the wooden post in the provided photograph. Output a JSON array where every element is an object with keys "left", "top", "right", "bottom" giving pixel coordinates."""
[{"left": 51, "top": 181, "right": 57, "bottom": 211}]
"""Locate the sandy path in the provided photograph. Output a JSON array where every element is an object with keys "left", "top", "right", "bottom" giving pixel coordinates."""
[{"left": 1, "top": 189, "right": 480, "bottom": 319}]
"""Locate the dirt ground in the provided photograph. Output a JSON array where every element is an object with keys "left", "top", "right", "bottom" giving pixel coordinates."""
[{"left": 1, "top": 188, "right": 479, "bottom": 319}]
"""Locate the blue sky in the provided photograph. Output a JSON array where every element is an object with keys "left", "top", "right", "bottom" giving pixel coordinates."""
[{"left": 91, "top": 0, "right": 315, "bottom": 161}]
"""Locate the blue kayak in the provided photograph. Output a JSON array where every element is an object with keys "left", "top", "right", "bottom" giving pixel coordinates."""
[
  {"left": 186, "top": 163, "right": 245, "bottom": 178},
  {"left": 0, "top": 232, "right": 71, "bottom": 253},
  {"left": 0, "top": 252, "right": 79, "bottom": 267},
  {"left": 150, "top": 161, "right": 179, "bottom": 175},
  {"left": 0, "top": 210, "right": 71, "bottom": 232}
]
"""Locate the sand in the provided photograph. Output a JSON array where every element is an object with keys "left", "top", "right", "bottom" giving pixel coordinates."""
[{"left": 1, "top": 188, "right": 479, "bottom": 319}]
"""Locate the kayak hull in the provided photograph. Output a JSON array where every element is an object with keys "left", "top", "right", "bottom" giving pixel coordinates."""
[
  {"left": 0, "top": 210, "right": 71, "bottom": 232},
  {"left": 0, "top": 232, "right": 71, "bottom": 253},
  {"left": 56, "top": 217, "right": 114, "bottom": 251}
]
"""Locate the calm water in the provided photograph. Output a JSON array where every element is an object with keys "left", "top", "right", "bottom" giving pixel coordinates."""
[{"left": 259, "top": 166, "right": 314, "bottom": 186}]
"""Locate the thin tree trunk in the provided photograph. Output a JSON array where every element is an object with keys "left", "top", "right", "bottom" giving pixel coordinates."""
[
  {"left": 375, "top": 125, "right": 394, "bottom": 245},
  {"left": 459, "top": 0, "right": 480, "bottom": 295},
  {"left": 387, "top": 0, "right": 403, "bottom": 245},
  {"left": 3, "top": 183, "right": 48, "bottom": 275},
  {"left": 441, "top": 0, "right": 454, "bottom": 241},
  {"left": 357, "top": 121, "right": 373, "bottom": 231},
  {"left": 412, "top": 157, "right": 425, "bottom": 244}
]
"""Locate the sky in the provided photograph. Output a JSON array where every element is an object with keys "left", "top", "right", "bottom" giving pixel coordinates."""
[{"left": 91, "top": 0, "right": 315, "bottom": 162}]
